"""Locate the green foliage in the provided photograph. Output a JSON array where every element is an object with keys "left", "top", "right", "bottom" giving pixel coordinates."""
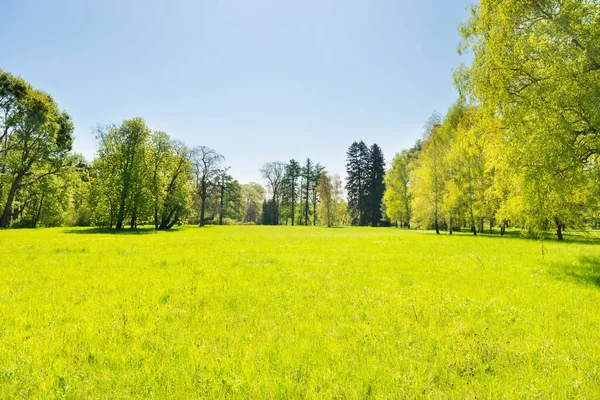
[
  {"left": 0, "top": 69, "right": 74, "bottom": 228},
  {"left": 384, "top": 150, "right": 413, "bottom": 227},
  {"left": 241, "top": 183, "right": 265, "bottom": 224},
  {"left": 454, "top": 0, "right": 600, "bottom": 238},
  {"left": 316, "top": 172, "right": 347, "bottom": 227},
  {"left": 346, "top": 141, "right": 386, "bottom": 226}
]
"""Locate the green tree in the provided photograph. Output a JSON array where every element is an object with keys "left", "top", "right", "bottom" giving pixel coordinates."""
[
  {"left": 191, "top": 146, "right": 223, "bottom": 227},
  {"left": 149, "top": 134, "right": 193, "bottom": 230},
  {"left": 260, "top": 161, "right": 285, "bottom": 225},
  {"left": 0, "top": 70, "right": 74, "bottom": 228},
  {"left": 458, "top": 0, "right": 600, "bottom": 239},
  {"left": 367, "top": 143, "right": 386, "bottom": 226},
  {"left": 410, "top": 113, "right": 447, "bottom": 234},
  {"left": 282, "top": 159, "right": 301, "bottom": 225},
  {"left": 93, "top": 118, "right": 151, "bottom": 230},
  {"left": 241, "top": 183, "right": 265, "bottom": 224},
  {"left": 384, "top": 149, "right": 413, "bottom": 228},
  {"left": 345, "top": 141, "right": 370, "bottom": 226}
]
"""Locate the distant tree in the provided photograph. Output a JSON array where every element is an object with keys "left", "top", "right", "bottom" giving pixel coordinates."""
[
  {"left": 92, "top": 118, "right": 150, "bottom": 230},
  {"left": 241, "top": 183, "right": 265, "bottom": 224},
  {"left": 191, "top": 146, "right": 223, "bottom": 227},
  {"left": 345, "top": 141, "right": 371, "bottom": 226},
  {"left": 302, "top": 158, "right": 314, "bottom": 226},
  {"left": 282, "top": 159, "right": 301, "bottom": 225},
  {"left": 311, "top": 163, "right": 325, "bottom": 226},
  {"left": 317, "top": 173, "right": 347, "bottom": 227},
  {"left": 260, "top": 161, "right": 285, "bottom": 225},
  {"left": 217, "top": 168, "right": 242, "bottom": 225},
  {"left": 149, "top": 135, "right": 193, "bottom": 230},
  {"left": 367, "top": 143, "right": 386, "bottom": 226},
  {"left": 410, "top": 113, "right": 447, "bottom": 234},
  {"left": 261, "top": 199, "right": 278, "bottom": 225},
  {"left": 384, "top": 150, "right": 413, "bottom": 228},
  {"left": 316, "top": 171, "right": 333, "bottom": 227}
]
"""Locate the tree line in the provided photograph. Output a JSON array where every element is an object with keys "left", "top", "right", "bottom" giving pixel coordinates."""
[
  {"left": 0, "top": 69, "right": 357, "bottom": 229},
  {"left": 4, "top": 0, "right": 596, "bottom": 238},
  {"left": 259, "top": 159, "right": 347, "bottom": 227},
  {"left": 383, "top": 0, "right": 600, "bottom": 240}
]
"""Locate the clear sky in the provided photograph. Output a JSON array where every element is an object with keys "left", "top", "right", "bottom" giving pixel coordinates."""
[{"left": 3, "top": 0, "right": 473, "bottom": 185}]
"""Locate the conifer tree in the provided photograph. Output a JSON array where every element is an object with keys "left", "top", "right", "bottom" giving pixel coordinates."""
[{"left": 345, "top": 141, "right": 370, "bottom": 226}]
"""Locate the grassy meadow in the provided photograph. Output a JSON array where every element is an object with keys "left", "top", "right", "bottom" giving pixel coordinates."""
[{"left": 1, "top": 226, "right": 600, "bottom": 398}]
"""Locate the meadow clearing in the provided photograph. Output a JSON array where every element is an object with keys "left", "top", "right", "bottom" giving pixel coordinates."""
[{"left": 1, "top": 226, "right": 600, "bottom": 398}]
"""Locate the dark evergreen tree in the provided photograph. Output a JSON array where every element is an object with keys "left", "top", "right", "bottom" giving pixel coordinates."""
[
  {"left": 311, "top": 163, "right": 325, "bottom": 225},
  {"left": 345, "top": 141, "right": 370, "bottom": 226},
  {"left": 261, "top": 199, "right": 277, "bottom": 225},
  {"left": 367, "top": 143, "right": 386, "bottom": 226},
  {"left": 302, "top": 158, "right": 314, "bottom": 226},
  {"left": 281, "top": 159, "right": 301, "bottom": 225}
]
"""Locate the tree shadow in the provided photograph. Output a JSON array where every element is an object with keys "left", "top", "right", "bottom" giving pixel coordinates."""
[
  {"left": 63, "top": 227, "right": 164, "bottom": 235},
  {"left": 548, "top": 256, "right": 600, "bottom": 288},
  {"left": 446, "top": 229, "right": 600, "bottom": 245}
]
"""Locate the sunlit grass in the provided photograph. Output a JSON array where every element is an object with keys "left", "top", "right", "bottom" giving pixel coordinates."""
[{"left": 1, "top": 226, "right": 600, "bottom": 398}]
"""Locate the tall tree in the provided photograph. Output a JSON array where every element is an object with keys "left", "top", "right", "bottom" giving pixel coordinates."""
[
  {"left": 367, "top": 143, "right": 386, "bottom": 226},
  {"left": 282, "top": 159, "right": 301, "bottom": 225},
  {"left": 93, "top": 118, "right": 150, "bottom": 230},
  {"left": 458, "top": 0, "right": 600, "bottom": 239},
  {"left": 191, "top": 146, "right": 223, "bottom": 227},
  {"left": 0, "top": 70, "right": 74, "bottom": 228},
  {"left": 384, "top": 149, "right": 413, "bottom": 228},
  {"left": 241, "top": 183, "right": 265, "bottom": 224},
  {"left": 260, "top": 161, "right": 285, "bottom": 225},
  {"left": 345, "top": 141, "right": 371, "bottom": 226},
  {"left": 302, "top": 158, "right": 314, "bottom": 226},
  {"left": 410, "top": 113, "right": 447, "bottom": 234},
  {"left": 148, "top": 135, "right": 192, "bottom": 230},
  {"left": 311, "top": 163, "right": 325, "bottom": 226},
  {"left": 216, "top": 168, "right": 242, "bottom": 225},
  {"left": 316, "top": 172, "right": 347, "bottom": 227}
]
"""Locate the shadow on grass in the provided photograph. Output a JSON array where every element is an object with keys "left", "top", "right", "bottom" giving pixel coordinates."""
[
  {"left": 549, "top": 256, "right": 600, "bottom": 288},
  {"left": 445, "top": 229, "right": 600, "bottom": 245},
  {"left": 63, "top": 227, "right": 173, "bottom": 235}
]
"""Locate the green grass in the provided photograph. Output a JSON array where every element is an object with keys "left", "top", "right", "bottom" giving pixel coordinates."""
[{"left": 1, "top": 226, "right": 600, "bottom": 398}]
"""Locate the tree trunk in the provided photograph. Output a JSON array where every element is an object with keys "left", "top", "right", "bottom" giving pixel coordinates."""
[
  {"left": 467, "top": 157, "right": 476, "bottom": 236},
  {"left": 115, "top": 189, "right": 127, "bottom": 229},
  {"left": 219, "top": 182, "right": 225, "bottom": 225},
  {"left": 305, "top": 182, "right": 310, "bottom": 226},
  {"left": 200, "top": 196, "right": 206, "bottom": 227},
  {"left": 554, "top": 217, "right": 564, "bottom": 241},
  {"left": 0, "top": 171, "right": 25, "bottom": 228},
  {"left": 33, "top": 194, "right": 45, "bottom": 227},
  {"left": 154, "top": 205, "right": 159, "bottom": 230},
  {"left": 130, "top": 197, "right": 137, "bottom": 229},
  {"left": 312, "top": 191, "right": 317, "bottom": 226}
]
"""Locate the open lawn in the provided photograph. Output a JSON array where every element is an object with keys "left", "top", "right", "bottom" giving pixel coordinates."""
[{"left": 1, "top": 226, "right": 600, "bottom": 398}]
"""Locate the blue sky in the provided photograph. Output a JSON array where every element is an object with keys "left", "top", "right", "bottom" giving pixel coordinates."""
[{"left": 3, "top": 0, "right": 473, "bottom": 184}]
